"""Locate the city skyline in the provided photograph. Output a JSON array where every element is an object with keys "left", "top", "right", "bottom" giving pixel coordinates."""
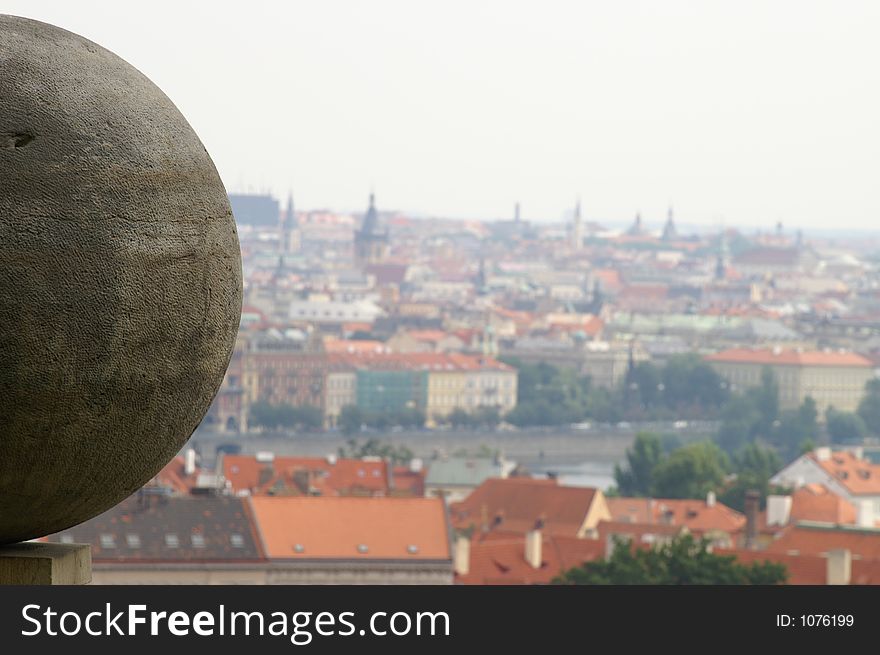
[{"left": 7, "top": 1, "right": 880, "bottom": 230}]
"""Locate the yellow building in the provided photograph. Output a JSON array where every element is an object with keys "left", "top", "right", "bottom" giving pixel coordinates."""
[
  {"left": 423, "top": 353, "right": 517, "bottom": 426},
  {"left": 705, "top": 348, "right": 874, "bottom": 415}
]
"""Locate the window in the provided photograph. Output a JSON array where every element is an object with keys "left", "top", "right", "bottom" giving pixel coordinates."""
[
  {"left": 230, "top": 534, "right": 245, "bottom": 548},
  {"left": 165, "top": 534, "right": 180, "bottom": 548},
  {"left": 294, "top": 544, "right": 305, "bottom": 553},
  {"left": 191, "top": 534, "right": 206, "bottom": 548},
  {"left": 407, "top": 544, "right": 419, "bottom": 554},
  {"left": 357, "top": 544, "right": 369, "bottom": 554},
  {"left": 60, "top": 534, "right": 74, "bottom": 544},
  {"left": 126, "top": 534, "right": 141, "bottom": 548},
  {"left": 99, "top": 534, "right": 116, "bottom": 549}
]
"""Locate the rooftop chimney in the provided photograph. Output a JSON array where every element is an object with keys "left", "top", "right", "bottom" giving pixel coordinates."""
[
  {"left": 815, "top": 447, "right": 832, "bottom": 462},
  {"left": 525, "top": 530, "right": 542, "bottom": 569},
  {"left": 453, "top": 535, "right": 470, "bottom": 576},
  {"left": 826, "top": 548, "right": 852, "bottom": 585},
  {"left": 744, "top": 490, "right": 760, "bottom": 550},
  {"left": 766, "top": 495, "right": 792, "bottom": 527},
  {"left": 857, "top": 499, "right": 874, "bottom": 528},
  {"left": 184, "top": 448, "right": 196, "bottom": 476},
  {"left": 706, "top": 491, "right": 716, "bottom": 507}
]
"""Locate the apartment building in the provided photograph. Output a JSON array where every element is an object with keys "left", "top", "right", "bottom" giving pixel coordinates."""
[{"left": 705, "top": 347, "right": 874, "bottom": 414}]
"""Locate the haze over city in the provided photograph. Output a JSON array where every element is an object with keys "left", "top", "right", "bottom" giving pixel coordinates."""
[{"left": 7, "top": 0, "right": 880, "bottom": 230}]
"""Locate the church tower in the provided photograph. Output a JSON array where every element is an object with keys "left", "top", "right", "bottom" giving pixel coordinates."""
[
  {"left": 661, "top": 205, "right": 678, "bottom": 241},
  {"left": 280, "top": 191, "right": 301, "bottom": 253},
  {"left": 571, "top": 198, "right": 584, "bottom": 250},
  {"left": 354, "top": 192, "right": 390, "bottom": 266},
  {"left": 626, "top": 212, "right": 644, "bottom": 236}
]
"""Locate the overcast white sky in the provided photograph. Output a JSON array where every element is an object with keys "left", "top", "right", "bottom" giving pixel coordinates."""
[{"left": 6, "top": 1, "right": 880, "bottom": 229}]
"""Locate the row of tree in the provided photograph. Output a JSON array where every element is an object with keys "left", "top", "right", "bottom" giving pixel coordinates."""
[
  {"left": 553, "top": 533, "right": 787, "bottom": 584},
  {"left": 501, "top": 354, "right": 734, "bottom": 427},
  {"left": 613, "top": 432, "right": 785, "bottom": 513}
]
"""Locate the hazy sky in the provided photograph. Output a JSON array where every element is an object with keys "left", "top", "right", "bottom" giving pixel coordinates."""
[{"left": 6, "top": 1, "right": 880, "bottom": 229}]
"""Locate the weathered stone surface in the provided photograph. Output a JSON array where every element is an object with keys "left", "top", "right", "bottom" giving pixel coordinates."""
[
  {"left": 0, "top": 542, "right": 92, "bottom": 585},
  {"left": 0, "top": 15, "right": 242, "bottom": 544}
]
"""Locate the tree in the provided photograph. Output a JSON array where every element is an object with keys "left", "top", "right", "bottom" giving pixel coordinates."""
[
  {"left": 293, "top": 405, "right": 323, "bottom": 431},
  {"left": 718, "top": 443, "right": 784, "bottom": 512},
  {"left": 826, "top": 408, "right": 867, "bottom": 444},
  {"left": 472, "top": 406, "right": 501, "bottom": 429},
  {"left": 660, "top": 354, "right": 730, "bottom": 414},
  {"left": 717, "top": 394, "right": 762, "bottom": 454},
  {"left": 553, "top": 533, "right": 787, "bottom": 585},
  {"left": 500, "top": 359, "right": 591, "bottom": 426},
  {"left": 338, "top": 438, "right": 414, "bottom": 465},
  {"left": 614, "top": 432, "right": 663, "bottom": 497},
  {"left": 626, "top": 362, "right": 662, "bottom": 410},
  {"left": 448, "top": 408, "right": 472, "bottom": 429},
  {"left": 857, "top": 379, "right": 880, "bottom": 434},
  {"left": 248, "top": 401, "right": 279, "bottom": 430},
  {"left": 753, "top": 367, "right": 780, "bottom": 437},
  {"left": 651, "top": 441, "right": 729, "bottom": 499},
  {"left": 338, "top": 405, "right": 365, "bottom": 435},
  {"left": 772, "top": 397, "right": 819, "bottom": 461}
]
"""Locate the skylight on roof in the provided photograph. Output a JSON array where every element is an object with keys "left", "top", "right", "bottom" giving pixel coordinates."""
[
  {"left": 191, "top": 534, "right": 206, "bottom": 549},
  {"left": 100, "top": 534, "right": 115, "bottom": 549},
  {"left": 357, "top": 544, "right": 369, "bottom": 554},
  {"left": 230, "top": 534, "right": 245, "bottom": 548},
  {"left": 165, "top": 534, "right": 180, "bottom": 548},
  {"left": 126, "top": 534, "right": 141, "bottom": 548}
]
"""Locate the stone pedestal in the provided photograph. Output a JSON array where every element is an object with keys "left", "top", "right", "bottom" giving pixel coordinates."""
[{"left": 0, "top": 542, "right": 91, "bottom": 585}]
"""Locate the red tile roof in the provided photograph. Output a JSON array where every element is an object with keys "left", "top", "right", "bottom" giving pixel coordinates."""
[
  {"left": 323, "top": 338, "right": 389, "bottom": 354},
  {"left": 705, "top": 348, "right": 872, "bottom": 368},
  {"left": 716, "top": 548, "right": 826, "bottom": 584},
  {"left": 596, "top": 520, "right": 685, "bottom": 545},
  {"left": 335, "top": 352, "right": 514, "bottom": 373},
  {"left": 392, "top": 465, "right": 426, "bottom": 497},
  {"left": 809, "top": 451, "right": 880, "bottom": 495},
  {"left": 249, "top": 496, "right": 450, "bottom": 560},
  {"left": 456, "top": 535, "right": 604, "bottom": 585},
  {"left": 789, "top": 484, "right": 857, "bottom": 524},
  {"left": 765, "top": 523, "right": 880, "bottom": 560},
  {"left": 606, "top": 497, "right": 746, "bottom": 534},
  {"left": 222, "top": 455, "right": 401, "bottom": 497},
  {"left": 720, "top": 547, "right": 880, "bottom": 585},
  {"left": 149, "top": 455, "right": 201, "bottom": 495},
  {"left": 450, "top": 478, "right": 602, "bottom": 537}
]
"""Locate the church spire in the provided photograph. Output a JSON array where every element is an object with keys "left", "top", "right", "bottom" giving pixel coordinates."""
[
  {"left": 626, "top": 211, "right": 643, "bottom": 236},
  {"left": 286, "top": 191, "right": 296, "bottom": 227},
  {"left": 571, "top": 197, "right": 583, "bottom": 250},
  {"left": 661, "top": 204, "right": 677, "bottom": 241}
]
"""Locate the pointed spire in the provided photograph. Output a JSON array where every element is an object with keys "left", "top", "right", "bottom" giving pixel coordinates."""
[
  {"left": 662, "top": 204, "right": 677, "bottom": 241},
  {"left": 362, "top": 190, "right": 379, "bottom": 234},
  {"left": 286, "top": 190, "right": 296, "bottom": 226},
  {"left": 627, "top": 211, "right": 643, "bottom": 236},
  {"left": 571, "top": 197, "right": 584, "bottom": 250}
]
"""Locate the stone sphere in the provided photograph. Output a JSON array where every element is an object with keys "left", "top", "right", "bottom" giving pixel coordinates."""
[{"left": 0, "top": 16, "right": 242, "bottom": 544}]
